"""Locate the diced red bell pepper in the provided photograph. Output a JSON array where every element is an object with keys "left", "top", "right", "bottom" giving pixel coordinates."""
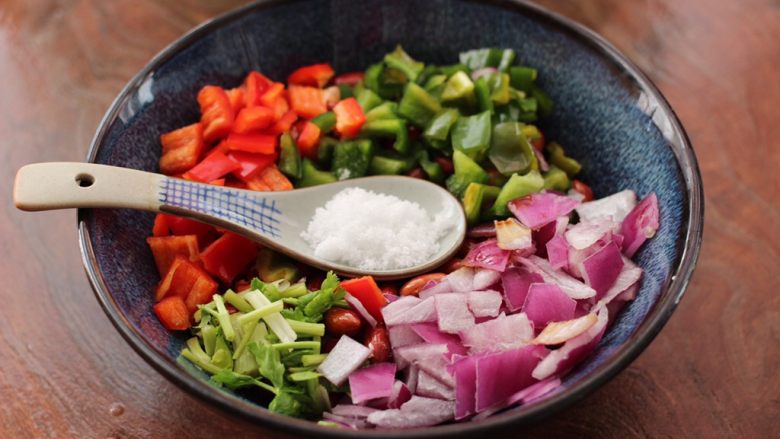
[
  {"left": 198, "top": 86, "right": 234, "bottom": 143},
  {"left": 334, "top": 71, "right": 365, "bottom": 86},
  {"left": 225, "top": 132, "right": 277, "bottom": 154},
  {"left": 267, "top": 95, "right": 290, "bottom": 121},
  {"left": 288, "top": 85, "right": 327, "bottom": 119},
  {"left": 209, "top": 178, "right": 225, "bottom": 186},
  {"left": 243, "top": 71, "right": 273, "bottom": 107},
  {"left": 152, "top": 213, "right": 171, "bottom": 237},
  {"left": 296, "top": 120, "right": 321, "bottom": 159},
  {"left": 233, "top": 106, "right": 274, "bottom": 133},
  {"left": 259, "top": 82, "right": 285, "bottom": 107},
  {"left": 154, "top": 296, "right": 191, "bottom": 331},
  {"left": 572, "top": 179, "right": 594, "bottom": 202},
  {"left": 339, "top": 276, "right": 388, "bottom": 323},
  {"left": 146, "top": 235, "right": 199, "bottom": 276},
  {"left": 184, "top": 276, "right": 220, "bottom": 313},
  {"left": 227, "top": 151, "right": 277, "bottom": 180},
  {"left": 168, "top": 216, "right": 217, "bottom": 248},
  {"left": 155, "top": 255, "right": 217, "bottom": 302},
  {"left": 183, "top": 150, "right": 241, "bottom": 182},
  {"left": 243, "top": 164, "right": 292, "bottom": 192},
  {"left": 288, "top": 63, "right": 335, "bottom": 88},
  {"left": 270, "top": 110, "right": 299, "bottom": 134},
  {"left": 200, "top": 232, "right": 259, "bottom": 283},
  {"left": 226, "top": 87, "right": 246, "bottom": 115},
  {"left": 333, "top": 97, "right": 366, "bottom": 139},
  {"left": 159, "top": 123, "right": 205, "bottom": 175}
]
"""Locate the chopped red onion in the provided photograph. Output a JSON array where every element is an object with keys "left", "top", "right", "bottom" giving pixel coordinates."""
[
  {"left": 579, "top": 241, "right": 624, "bottom": 299},
  {"left": 404, "top": 364, "right": 419, "bottom": 394},
  {"left": 388, "top": 325, "right": 424, "bottom": 349},
  {"left": 459, "top": 312, "right": 534, "bottom": 354},
  {"left": 394, "top": 343, "right": 448, "bottom": 375},
  {"left": 471, "top": 67, "right": 498, "bottom": 80},
  {"left": 463, "top": 239, "right": 511, "bottom": 272},
  {"left": 467, "top": 222, "right": 497, "bottom": 238},
  {"left": 533, "top": 313, "right": 598, "bottom": 345},
  {"left": 576, "top": 189, "right": 637, "bottom": 223},
  {"left": 520, "top": 256, "right": 596, "bottom": 299},
  {"left": 384, "top": 296, "right": 437, "bottom": 326},
  {"left": 417, "top": 369, "right": 456, "bottom": 400},
  {"left": 472, "top": 268, "right": 502, "bottom": 291},
  {"left": 419, "top": 279, "right": 453, "bottom": 299},
  {"left": 447, "top": 267, "right": 476, "bottom": 292},
  {"left": 594, "top": 257, "right": 642, "bottom": 309},
  {"left": 471, "top": 377, "right": 562, "bottom": 421},
  {"left": 381, "top": 296, "right": 421, "bottom": 324},
  {"left": 411, "top": 323, "right": 468, "bottom": 356},
  {"left": 475, "top": 345, "right": 547, "bottom": 412},
  {"left": 546, "top": 234, "right": 569, "bottom": 270},
  {"left": 322, "top": 412, "right": 363, "bottom": 429},
  {"left": 345, "top": 293, "right": 378, "bottom": 328},
  {"left": 534, "top": 215, "right": 569, "bottom": 255},
  {"left": 349, "top": 362, "right": 397, "bottom": 404},
  {"left": 452, "top": 354, "right": 481, "bottom": 419},
  {"left": 495, "top": 218, "right": 534, "bottom": 251},
  {"left": 331, "top": 404, "right": 379, "bottom": 418},
  {"left": 532, "top": 306, "right": 608, "bottom": 380},
  {"left": 501, "top": 267, "right": 544, "bottom": 312},
  {"left": 522, "top": 283, "right": 577, "bottom": 327},
  {"left": 318, "top": 335, "right": 371, "bottom": 386},
  {"left": 467, "top": 290, "right": 503, "bottom": 318},
  {"left": 387, "top": 380, "right": 412, "bottom": 409},
  {"left": 435, "top": 294, "right": 476, "bottom": 334},
  {"left": 383, "top": 292, "right": 400, "bottom": 303},
  {"left": 620, "top": 192, "right": 659, "bottom": 257},
  {"left": 508, "top": 192, "right": 579, "bottom": 230},
  {"left": 366, "top": 396, "right": 455, "bottom": 428}
]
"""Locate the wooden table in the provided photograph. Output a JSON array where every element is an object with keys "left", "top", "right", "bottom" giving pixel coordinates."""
[{"left": 2, "top": 0, "right": 777, "bottom": 437}]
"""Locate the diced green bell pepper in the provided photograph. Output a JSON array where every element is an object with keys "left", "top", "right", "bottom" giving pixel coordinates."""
[
  {"left": 489, "top": 122, "right": 537, "bottom": 176},
  {"left": 451, "top": 110, "right": 492, "bottom": 159},
  {"left": 416, "top": 65, "right": 440, "bottom": 87},
  {"left": 485, "top": 73, "right": 511, "bottom": 105},
  {"left": 257, "top": 248, "right": 299, "bottom": 283},
  {"left": 337, "top": 83, "right": 354, "bottom": 99},
  {"left": 365, "top": 102, "right": 398, "bottom": 122},
  {"left": 445, "top": 150, "right": 488, "bottom": 197},
  {"left": 360, "top": 118, "right": 409, "bottom": 154},
  {"left": 459, "top": 48, "right": 516, "bottom": 72},
  {"left": 546, "top": 142, "right": 582, "bottom": 177},
  {"left": 509, "top": 66, "right": 537, "bottom": 92},
  {"left": 423, "top": 108, "right": 459, "bottom": 151},
  {"left": 439, "top": 63, "right": 471, "bottom": 77},
  {"left": 424, "top": 75, "right": 448, "bottom": 92},
  {"left": 462, "top": 182, "right": 501, "bottom": 225},
  {"left": 474, "top": 77, "right": 494, "bottom": 114},
  {"left": 398, "top": 82, "right": 442, "bottom": 128},
  {"left": 516, "top": 97, "right": 538, "bottom": 122},
  {"left": 278, "top": 133, "right": 302, "bottom": 179},
  {"left": 441, "top": 71, "right": 476, "bottom": 106},
  {"left": 311, "top": 111, "right": 336, "bottom": 133},
  {"left": 417, "top": 150, "right": 445, "bottom": 184},
  {"left": 332, "top": 139, "right": 374, "bottom": 180},
  {"left": 543, "top": 165, "right": 571, "bottom": 192},
  {"left": 488, "top": 170, "right": 544, "bottom": 217},
  {"left": 384, "top": 45, "right": 425, "bottom": 83},
  {"left": 530, "top": 84, "right": 553, "bottom": 117},
  {"left": 316, "top": 136, "right": 338, "bottom": 166},
  {"left": 298, "top": 159, "right": 337, "bottom": 187},
  {"left": 355, "top": 87, "right": 383, "bottom": 113},
  {"left": 369, "top": 155, "right": 409, "bottom": 175}
]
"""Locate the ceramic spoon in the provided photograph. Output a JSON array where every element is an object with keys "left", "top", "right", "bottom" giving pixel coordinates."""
[{"left": 13, "top": 162, "right": 466, "bottom": 280}]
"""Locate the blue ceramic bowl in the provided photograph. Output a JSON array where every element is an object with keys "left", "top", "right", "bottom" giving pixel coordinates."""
[{"left": 79, "top": 0, "right": 703, "bottom": 436}]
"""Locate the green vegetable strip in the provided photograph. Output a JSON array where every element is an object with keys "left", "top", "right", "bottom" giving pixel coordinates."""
[
  {"left": 301, "top": 353, "right": 328, "bottom": 367},
  {"left": 311, "top": 111, "right": 337, "bottom": 133},
  {"left": 244, "top": 290, "right": 297, "bottom": 343},
  {"left": 212, "top": 295, "right": 236, "bottom": 342},
  {"left": 285, "top": 319, "right": 326, "bottom": 337},
  {"left": 384, "top": 45, "right": 424, "bottom": 82},
  {"left": 474, "top": 77, "right": 493, "bottom": 113},
  {"left": 278, "top": 133, "right": 302, "bottom": 179},
  {"left": 181, "top": 348, "right": 223, "bottom": 374},
  {"left": 224, "top": 290, "right": 253, "bottom": 313},
  {"left": 360, "top": 118, "right": 409, "bottom": 153},
  {"left": 509, "top": 66, "right": 538, "bottom": 92},
  {"left": 288, "top": 371, "right": 321, "bottom": 382},
  {"left": 237, "top": 299, "right": 284, "bottom": 327},
  {"left": 279, "top": 282, "right": 307, "bottom": 298},
  {"left": 231, "top": 319, "right": 260, "bottom": 360},
  {"left": 200, "top": 324, "right": 217, "bottom": 356},
  {"left": 272, "top": 341, "right": 321, "bottom": 352},
  {"left": 452, "top": 110, "right": 492, "bottom": 158},
  {"left": 398, "top": 82, "right": 442, "bottom": 128}
]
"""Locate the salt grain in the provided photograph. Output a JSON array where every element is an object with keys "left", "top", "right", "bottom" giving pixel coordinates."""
[{"left": 301, "top": 188, "right": 455, "bottom": 270}]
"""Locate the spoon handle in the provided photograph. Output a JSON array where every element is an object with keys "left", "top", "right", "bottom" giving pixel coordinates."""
[{"left": 14, "top": 162, "right": 165, "bottom": 212}]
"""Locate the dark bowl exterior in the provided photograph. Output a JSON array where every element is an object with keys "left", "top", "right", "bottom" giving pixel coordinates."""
[{"left": 78, "top": 0, "right": 703, "bottom": 437}]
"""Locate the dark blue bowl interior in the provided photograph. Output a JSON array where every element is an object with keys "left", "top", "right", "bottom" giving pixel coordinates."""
[{"left": 81, "top": 0, "right": 696, "bottom": 436}]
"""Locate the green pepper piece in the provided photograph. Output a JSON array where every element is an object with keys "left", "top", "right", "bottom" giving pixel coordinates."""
[
  {"left": 462, "top": 183, "right": 502, "bottom": 226},
  {"left": 509, "top": 66, "right": 538, "bottom": 92},
  {"left": 489, "top": 122, "right": 537, "bottom": 176},
  {"left": 474, "top": 77, "right": 494, "bottom": 114},
  {"left": 445, "top": 150, "right": 488, "bottom": 197},
  {"left": 360, "top": 118, "right": 409, "bottom": 154},
  {"left": 337, "top": 83, "right": 354, "bottom": 99},
  {"left": 530, "top": 84, "right": 553, "bottom": 117},
  {"left": 439, "top": 63, "right": 471, "bottom": 77},
  {"left": 488, "top": 170, "right": 544, "bottom": 217},
  {"left": 384, "top": 45, "right": 424, "bottom": 83},
  {"left": 521, "top": 124, "right": 542, "bottom": 143},
  {"left": 417, "top": 150, "right": 445, "bottom": 184},
  {"left": 311, "top": 112, "right": 336, "bottom": 133},
  {"left": 423, "top": 75, "right": 448, "bottom": 92},
  {"left": 257, "top": 248, "right": 299, "bottom": 283},
  {"left": 377, "top": 68, "right": 406, "bottom": 99},
  {"left": 441, "top": 71, "right": 476, "bottom": 106},
  {"left": 355, "top": 87, "right": 383, "bottom": 113},
  {"left": 364, "top": 102, "right": 398, "bottom": 122},
  {"left": 316, "top": 137, "right": 337, "bottom": 166},
  {"left": 451, "top": 110, "right": 492, "bottom": 158},
  {"left": 332, "top": 139, "right": 374, "bottom": 180},
  {"left": 398, "top": 82, "right": 442, "bottom": 128},
  {"left": 416, "top": 65, "right": 440, "bottom": 86},
  {"left": 298, "top": 159, "right": 337, "bottom": 187},
  {"left": 363, "top": 63, "right": 384, "bottom": 95},
  {"left": 546, "top": 142, "right": 582, "bottom": 177},
  {"left": 459, "top": 48, "right": 516, "bottom": 71},
  {"left": 487, "top": 73, "right": 511, "bottom": 105},
  {"left": 516, "top": 97, "right": 538, "bottom": 122},
  {"left": 369, "top": 155, "right": 408, "bottom": 175},
  {"left": 496, "top": 49, "right": 517, "bottom": 72},
  {"left": 423, "top": 108, "right": 459, "bottom": 151},
  {"left": 278, "top": 133, "right": 302, "bottom": 179},
  {"left": 543, "top": 165, "right": 571, "bottom": 192}
]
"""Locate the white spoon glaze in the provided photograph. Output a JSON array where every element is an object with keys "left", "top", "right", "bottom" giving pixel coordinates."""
[{"left": 14, "top": 162, "right": 466, "bottom": 280}]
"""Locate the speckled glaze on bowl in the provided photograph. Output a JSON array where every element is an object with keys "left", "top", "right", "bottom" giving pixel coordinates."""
[{"left": 78, "top": 0, "right": 703, "bottom": 436}]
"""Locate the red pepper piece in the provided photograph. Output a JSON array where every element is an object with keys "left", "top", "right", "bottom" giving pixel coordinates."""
[
  {"left": 270, "top": 110, "right": 299, "bottom": 134},
  {"left": 267, "top": 95, "right": 290, "bottom": 121},
  {"left": 259, "top": 82, "right": 285, "bottom": 107},
  {"left": 146, "top": 235, "right": 199, "bottom": 277},
  {"left": 152, "top": 213, "right": 172, "bottom": 237},
  {"left": 288, "top": 85, "right": 327, "bottom": 119},
  {"left": 168, "top": 216, "right": 218, "bottom": 248},
  {"left": 333, "top": 97, "right": 366, "bottom": 139},
  {"left": 159, "top": 123, "right": 205, "bottom": 175},
  {"left": 288, "top": 63, "right": 335, "bottom": 88},
  {"left": 225, "top": 132, "right": 278, "bottom": 155},
  {"left": 184, "top": 276, "right": 220, "bottom": 313},
  {"left": 339, "top": 276, "right": 389, "bottom": 323},
  {"left": 153, "top": 296, "right": 191, "bottom": 331},
  {"left": 572, "top": 179, "right": 594, "bottom": 201},
  {"left": 227, "top": 151, "right": 277, "bottom": 180},
  {"left": 198, "top": 86, "right": 234, "bottom": 143},
  {"left": 183, "top": 150, "right": 241, "bottom": 182},
  {"left": 243, "top": 71, "right": 273, "bottom": 107},
  {"left": 296, "top": 120, "right": 321, "bottom": 159},
  {"left": 334, "top": 71, "right": 365, "bottom": 86},
  {"left": 246, "top": 164, "right": 292, "bottom": 191},
  {"left": 233, "top": 106, "right": 274, "bottom": 133},
  {"left": 200, "top": 232, "right": 259, "bottom": 283},
  {"left": 226, "top": 87, "right": 246, "bottom": 115},
  {"left": 209, "top": 178, "right": 225, "bottom": 186},
  {"left": 155, "top": 255, "right": 216, "bottom": 303}
]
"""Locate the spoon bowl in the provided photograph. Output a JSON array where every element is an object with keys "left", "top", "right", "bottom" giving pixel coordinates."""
[{"left": 14, "top": 162, "right": 466, "bottom": 280}]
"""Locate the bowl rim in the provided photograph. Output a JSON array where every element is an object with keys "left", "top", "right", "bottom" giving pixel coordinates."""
[{"left": 78, "top": 0, "right": 704, "bottom": 436}]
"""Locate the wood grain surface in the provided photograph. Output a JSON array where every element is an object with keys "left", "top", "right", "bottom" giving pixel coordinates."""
[{"left": 1, "top": 0, "right": 778, "bottom": 437}]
